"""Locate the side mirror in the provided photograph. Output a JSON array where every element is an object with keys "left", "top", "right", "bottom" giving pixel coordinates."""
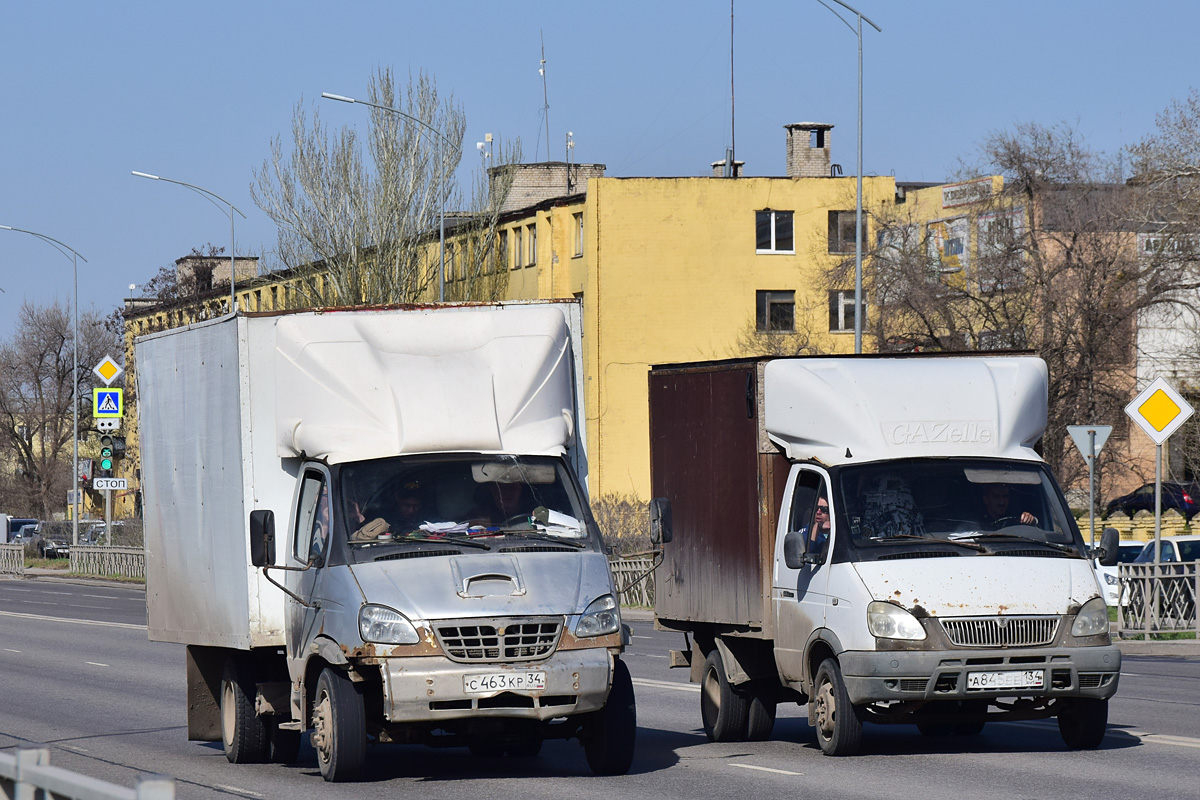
[
  {"left": 1096, "top": 526, "right": 1120, "bottom": 567},
  {"left": 649, "top": 497, "right": 672, "bottom": 545},
  {"left": 783, "top": 531, "right": 805, "bottom": 569},
  {"left": 249, "top": 510, "right": 276, "bottom": 567}
]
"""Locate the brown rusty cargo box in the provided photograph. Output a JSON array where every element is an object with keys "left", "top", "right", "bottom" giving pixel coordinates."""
[{"left": 649, "top": 359, "right": 788, "bottom": 637}]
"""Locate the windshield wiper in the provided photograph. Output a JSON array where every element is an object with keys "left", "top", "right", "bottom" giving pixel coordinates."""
[
  {"left": 870, "top": 534, "right": 987, "bottom": 552},
  {"left": 953, "top": 532, "right": 1077, "bottom": 554},
  {"left": 506, "top": 531, "right": 587, "bottom": 549},
  {"left": 390, "top": 535, "right": 492, "bottom": 550}
]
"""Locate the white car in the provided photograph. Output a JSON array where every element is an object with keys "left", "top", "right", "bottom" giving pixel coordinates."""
[{"left": 1094, "top": 539, "right": 1149, "bottom": 606}]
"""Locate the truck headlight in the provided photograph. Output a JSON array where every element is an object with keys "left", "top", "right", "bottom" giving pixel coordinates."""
[
  {"left": 867, "top": 601, "right": 926, "bottom": 641},
  {"left": 1103, "top": 572, "right": 1119, "bottom": 586},
  {"left": 1071, "top": 596, "right": 1109, "bottom": 638},
  {"left": 576, "top": 594, "right": 620, "bottom": 638},
  {"left": 359, "top": 604, "right": 420, "bottom": 645}
]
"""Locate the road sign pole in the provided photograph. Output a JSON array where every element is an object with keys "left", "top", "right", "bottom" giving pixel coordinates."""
[
  {"left": 105, "top": 489, "right": 112, "bottom": 548},
  {"left": 1153, "top": 443, "right": 1162, "bottom": 636},
  {"left": 1088, "top": 429, "right": 1096, "bottom": 550}
]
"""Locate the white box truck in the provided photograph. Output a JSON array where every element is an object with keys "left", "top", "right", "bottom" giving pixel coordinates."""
[
  {"left": 136, "top": 301, "right": 635, "bottom": 781},
  {"left": 649, "top": 355, "right": 1120, "bottom": 755}
]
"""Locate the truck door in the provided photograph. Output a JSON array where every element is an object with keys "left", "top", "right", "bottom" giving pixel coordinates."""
[
  {"left": 772, "top": 466, "right": 833, "bottom": 684},
  {"left": 285, "top": 467, "right": 331, "bottom": 665}
]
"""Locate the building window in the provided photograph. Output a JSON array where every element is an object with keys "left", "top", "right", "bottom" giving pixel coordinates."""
[
  {"left": 756, "top": 290, "right": 795, "bottom": 332},
  {"left": 756, "top": 210, "right": 795, "bottom": 253},
  {"left": 828, "top": 210, "right": 867, "bottom": 254},
  {"left": 513, "top": 228, "right": 523, "bottom": 270},
  {"left": 828, "top": 290, "right": 859, "bottom": 333},
  {"left": 498, "top": 229, "right": 508, "bottom": 271},
  {"left": 573, "top": 213, "right": 584, "bottom": 257},
  {"left": 528, "top": 224, "right": 537, "bottom": 266}
]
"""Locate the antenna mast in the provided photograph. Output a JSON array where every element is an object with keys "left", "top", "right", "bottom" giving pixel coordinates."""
[
  {"left": 540, "top": 31, "right": 551, "bottom": 162},
  {"left": 730, "top": 0, "right": 735, "bottom": 167}
]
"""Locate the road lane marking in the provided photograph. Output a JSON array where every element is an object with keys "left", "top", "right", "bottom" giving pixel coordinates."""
[
  {"left": 3, "top": 649, "right": 20, "bottom": 653},
  {"left": 81, "top": 594, "right": 119, "bottom": 600},
  {"left": 0, "top": 609, "right": 145, "bottom": 631},
  {"left": 633, "top": 677, "right": 700, "bottom": 693},
  {"left": 85, "top": 662, "right": 109, "bottom": 667},
  {"left": 1123, "top": 730, "right": 1200, "bottom": 749},
  {"left": 732, "top": 764, "right": 804, "bottom": 776},
  {"left": 216, "top": 785, "right": 263, "bottom": 797},
  {"left": 632, "top": 635, "right": 653, "bottom": 639}
]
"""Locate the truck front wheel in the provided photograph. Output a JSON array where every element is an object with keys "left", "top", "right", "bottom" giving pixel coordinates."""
[
  {"left": 583, "top": 658, "right": 636, "bottom": 775},
  {"left": 1057, "top": 698, "right": 1108, "bottom": 750},
  {"left": 312, "top": 668, "right": 366, "bottom": 781},
  {"left": 812, "top": 658, "right": 863, "bottom": 756},
  {"left": 700, "top": 649, "right": 750, "bottom": 742},
  {"left": 221, "top": 659, "right": 268, "bottom": 763}
]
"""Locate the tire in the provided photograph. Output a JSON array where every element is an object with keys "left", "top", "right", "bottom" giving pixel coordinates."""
[
  {"left": 699, "top": 649, "right": 750, "bottom": 743},
  {"left": 812, "top": 658, "right": 863, "bottom": 756},
  {"left": 221, "top": 659, "right": 268, "bottom": 764},
  {"left": 583, "top": 658, "right": 637, "bottom": 776},
  {"left": 312, "top": 668, "right": 367, "bottom": 782},
  {"left": 746, "top": 684, "right": 777, "bottom": 742},
  {"left": 1057, "top": 698, "right": 1108, "bottom": 750},
  {"left": 268, "top": 721, "right": 302, "bottom": 764}
]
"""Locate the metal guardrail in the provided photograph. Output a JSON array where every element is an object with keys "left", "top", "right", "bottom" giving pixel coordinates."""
[
  {"left": 1117, "top": 562, "right": 1198, "bottom": 636},
  {"left": 0, "top": 746, "right": 174, "bottom": 799},
  {"left": 609, "top": 554, "right": 658, "bottom": 608},
  {"left": 0, "top": 544, "right": 23, "bottom": 577},
  {"left": 70, "top": 546, "right": 145, "bottom": 580}
]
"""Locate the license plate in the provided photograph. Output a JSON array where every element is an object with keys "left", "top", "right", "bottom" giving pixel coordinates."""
[
  {"left": 463, "top": 671, "right": 546, "bottom": 695},
  {"left": 966, "top": 669, "right": 1044, "bottom": 690}
]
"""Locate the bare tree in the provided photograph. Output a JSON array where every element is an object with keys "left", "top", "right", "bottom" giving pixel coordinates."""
[
  {"left": 848, "top": 121, "right": 1200, "bottom": 492},
  {"left": 0, "top": 301, "right": 119, "bottom": 519},
  {"left": 252, "top": 67, "right": 520, "bottom": 307}
]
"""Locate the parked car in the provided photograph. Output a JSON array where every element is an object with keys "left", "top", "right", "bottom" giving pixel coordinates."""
[
  {"left": 82, "top": 520, "right": 125, "bottom": 545},
  {"left": 1129, "top": 534, "right": 1199, "bottom": 623},
  {"left": 1093, "top": 536, "right": 1147, "bottom": 606},
  {"left": 1132, "top": 534, "right": 1200, "bottom": 563},
  {"left": 33, "top": 523, "right": 71, "bottom": 559},
  {"left": 1105, "top": 481, "right": 1200, "bottom": 519}
]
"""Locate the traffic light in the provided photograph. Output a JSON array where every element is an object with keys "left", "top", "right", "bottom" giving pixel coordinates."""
[
  {"left": 99, "top": 435, "right": 114, "bottom": 477},
  {"left": 112, "top": 436, "right": 126, "bottom": 460}
]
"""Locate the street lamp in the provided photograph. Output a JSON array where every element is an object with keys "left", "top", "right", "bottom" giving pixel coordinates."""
[
  {"left": 131, "top": 172, "right": 246, "bottom": 312},
  {"left": 322, "top": 91, "right": 454, "bottom": 302},
  {"left": 0, "top": 225, "right": 87, "bottom": 547},
  {"left": 819, "top": 0, "right": 881, "bottom": 355}
]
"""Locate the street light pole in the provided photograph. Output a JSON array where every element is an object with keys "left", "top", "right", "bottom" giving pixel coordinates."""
[
  {"left": 131, "top": 172, "right": 246, "bottom": 313},
  {"left": 322, "top": 92, "right": 454, "bottom": 302},
  {"left": 819, "top": 0, "right": 881, "bottom": 355},
  {"left": 0, "top": 225, "right": 87, "bottom": 547}
]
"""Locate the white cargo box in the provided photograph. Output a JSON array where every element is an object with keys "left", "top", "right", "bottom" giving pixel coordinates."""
[{"left": 136, "top": 302, "right": 586, "bottom": 648}]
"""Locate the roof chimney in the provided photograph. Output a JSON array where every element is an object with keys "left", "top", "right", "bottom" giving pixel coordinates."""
[{"left": 785, "top": 122, "right": 833, "bottom": 178}]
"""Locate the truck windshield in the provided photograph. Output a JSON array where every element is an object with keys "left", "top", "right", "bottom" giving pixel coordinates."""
[
  {"left": 835, "top": 459, "right": 1083, "bottom": 558},
  {"left": 337, "top": 454, "right": 598, "bottom": 559}
]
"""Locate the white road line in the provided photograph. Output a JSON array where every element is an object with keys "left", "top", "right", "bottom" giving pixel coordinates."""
[
  {"left": 60, "top": 744, "right": 88, "bottom": 754},
  {"left": 85, "top": 662, "right": 109, "bottom": 667},
  {"left": 1123, "top": 730, "right": 1200, "bottom": 749},
  {"left": 0, "top": 609, "right": 145, "bottom": 631},
  {"left": 731, "top": 764, "right": 804, "bottom": 776},
  {"left": 633, "top": 677, "right": 700, "bottom": 693},
  {"left": 632, "top": 635, "right": 653, "bottom": 639},
  {"left": 3, "top": 649, "right": 20, "bottom": 653},
  {"left": 215, "top": 785, "right": 264, "bottom": 797},
  {"left": 81, "top": 594, "right": 119, "bottom": 600}
]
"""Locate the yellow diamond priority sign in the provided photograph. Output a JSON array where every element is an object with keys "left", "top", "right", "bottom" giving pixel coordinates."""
[
  {"left": 93, "top": 355, "right": 123, "bottom": 387},
  {"left": 1125, "top": 377, "right": 1194, "bottom": 445}
]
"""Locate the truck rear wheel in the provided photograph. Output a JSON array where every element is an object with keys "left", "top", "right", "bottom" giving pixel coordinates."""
[
  {"left": 746, "top": 685, "right": 776, "bottom": 741},
  {"left": 221, "top": 659, "right": 268, "bottom": 763},
  {"left": 1057, "top": 697, "right": 1108, "bottom": 750},
  {"left": 312, "top": 668, "right": 366, "bottom": 782},
  {"left": 700, "top": 649, "right": 750, "bottom": 742},
  {"left": 583, "top": 658, "right": 636, "bottom": 775},
  {"left": 812, "top": 658, "right": 862, "bottom": 756}
]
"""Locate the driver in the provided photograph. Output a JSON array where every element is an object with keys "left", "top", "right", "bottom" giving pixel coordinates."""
[
  {"left": 980, "top": 484, "right": 1037, "bottom": 529},
  {"left": 470, "top": 481, "right": 530, "bottom": 526}
]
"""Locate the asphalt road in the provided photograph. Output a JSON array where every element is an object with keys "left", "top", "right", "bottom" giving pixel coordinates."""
[{"left": 1, "top": 577, "right": 1198, "bottom": 800}]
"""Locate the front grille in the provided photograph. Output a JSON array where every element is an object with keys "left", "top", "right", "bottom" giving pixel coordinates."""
[
  {"left": 940, "top": 616, "right": 1058, "bottom": 648},
  {"left": 434, "top": 618, "right": 562, "bottom": 663}
]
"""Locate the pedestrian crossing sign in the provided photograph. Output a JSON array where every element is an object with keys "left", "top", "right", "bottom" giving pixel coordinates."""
[{"left": 93, "top": 388, "right": 124, "bottom": 417}]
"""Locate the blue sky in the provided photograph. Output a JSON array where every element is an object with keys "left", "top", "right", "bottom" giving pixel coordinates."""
[{"left": 1, "top": 0, "right": 1196, "bottom": 342}]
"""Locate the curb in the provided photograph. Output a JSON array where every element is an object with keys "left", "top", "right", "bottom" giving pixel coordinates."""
[{"left": 11, "top": 569, "right": 145, "bottom": 591}]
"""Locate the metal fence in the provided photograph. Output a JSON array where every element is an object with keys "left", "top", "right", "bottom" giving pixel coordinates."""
[
  {"left": 609, "top": 554, "right": 658, "bottom": 608},
  {"left": 0, "top": 746, "right": 174, "bottom": 799},
  {"left": 0, "top": 544, "right": 23, "bottom": 577},
  {"left": 1117, "top": 562, "right": 1198, "bottom": 637},
  {"left": 70, "top": 546, "right": 146, "bottom": 580}
]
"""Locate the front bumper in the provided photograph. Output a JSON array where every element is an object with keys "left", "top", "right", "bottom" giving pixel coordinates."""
[
  {"left": 378, "top": 647, "right": 613, "bottom": 723},
  {"left": 839, "top": 645, "right": 1121, "bottom": 706}
]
